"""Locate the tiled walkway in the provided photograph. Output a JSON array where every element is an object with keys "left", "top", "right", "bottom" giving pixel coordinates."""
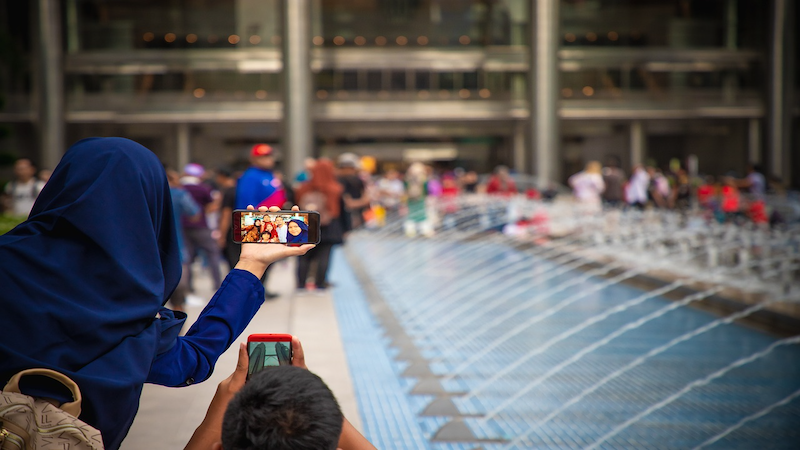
[{"left": 121, "top": 257, "right": 361, "bottom": 450}]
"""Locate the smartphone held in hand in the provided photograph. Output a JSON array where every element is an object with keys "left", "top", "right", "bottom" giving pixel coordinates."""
[
  {"left": 232, "top": 209, "right": 320, "bottom": 244},
  {"left": 247, "top": 334, "right": 293, "bottom": 380}
]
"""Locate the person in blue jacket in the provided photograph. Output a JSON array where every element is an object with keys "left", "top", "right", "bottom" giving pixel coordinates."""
[
  {"left": 234, "top": 143, "right": 287, "bottom": 299},
  {"left": 0, "top": 137, "right": 313, "bottom": 450}
]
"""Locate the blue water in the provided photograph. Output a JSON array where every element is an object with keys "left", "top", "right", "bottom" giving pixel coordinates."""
[{"left": 331, "top": 237, "right": 800, "bottom": 450}]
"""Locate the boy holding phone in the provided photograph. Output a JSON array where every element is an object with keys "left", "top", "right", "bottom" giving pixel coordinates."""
[{"left": 184, "top": 337, "right": 375, "bottom": 450}]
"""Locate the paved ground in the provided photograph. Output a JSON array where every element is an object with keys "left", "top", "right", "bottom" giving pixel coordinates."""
[{"left": 120, "top": 256, "right": 361, "bottom": 450}]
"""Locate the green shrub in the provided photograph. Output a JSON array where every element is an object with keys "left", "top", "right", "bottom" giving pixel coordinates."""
[{"left": 0, "top": 214, "right": 25, "bottom": 235}]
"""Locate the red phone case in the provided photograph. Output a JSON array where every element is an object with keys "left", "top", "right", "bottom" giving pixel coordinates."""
[
  {"left": 247, "top": 334, "right": 293, "bottom": 379},
  {"left": 247, "top": 333, "right": 293, "bottom": 343}
]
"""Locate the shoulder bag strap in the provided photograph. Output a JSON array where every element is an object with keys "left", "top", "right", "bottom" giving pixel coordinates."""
[{"left": 3, "top": 368, "right": 83, "bottom": 417}]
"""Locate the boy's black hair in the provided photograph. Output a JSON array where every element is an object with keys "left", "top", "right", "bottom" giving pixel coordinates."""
[{"left": 221, "top": 366, "right": 344, "bottom": 450}]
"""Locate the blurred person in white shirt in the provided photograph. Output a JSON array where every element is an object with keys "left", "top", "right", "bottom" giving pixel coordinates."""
[
  {"left": 3, "top": 158, "right": 45, "bottom": 217},
  {"left": 376, "top": 169, "right": 405, "bottom": 213},
  {"left": 626, "top": 165, "right": 650, "bottom": 209},
  {"left": 569, "top": 161, "right": 605, "bottom": 213}
]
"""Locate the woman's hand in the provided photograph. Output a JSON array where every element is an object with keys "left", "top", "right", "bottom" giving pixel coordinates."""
[{"left": 235, "top": 205, "right": 315, "bottom": 278}]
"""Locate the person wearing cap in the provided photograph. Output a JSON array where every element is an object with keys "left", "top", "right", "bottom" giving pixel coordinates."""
[
  {"left": 234, "top": 144, "right": 287, "bottom": 299},
  {"left": 182, "top": 163, "right": 224, "bottom": 291},
  {"left": 236, "top": 144, "right": 287, "bottom": 210},
  {"left": 337, "top": 153, "right": 370, "bottom": 230}
]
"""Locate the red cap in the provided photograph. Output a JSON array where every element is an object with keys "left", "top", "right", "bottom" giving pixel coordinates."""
[{"left": 251, "top": 144, "right": 273, "bottom": 157}]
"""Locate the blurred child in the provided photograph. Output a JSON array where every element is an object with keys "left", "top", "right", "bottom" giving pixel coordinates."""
[{"left": 721, "top": 177, "right": 741, "bottom": 222}]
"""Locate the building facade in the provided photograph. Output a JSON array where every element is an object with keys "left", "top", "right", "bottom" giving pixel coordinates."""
[{"left": 0, "top": 0, "right": 797, "bottom": 186}]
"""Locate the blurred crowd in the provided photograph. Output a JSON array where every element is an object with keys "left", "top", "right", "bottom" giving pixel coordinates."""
[
  {"left": 3, "top": 149, "right": 796, "bottom": 304},
  {"left": 567, "top": 156, "right": 792, "bottom": 227},
  {"left": 154, "top": 150, "right": 550, "bottom": 305}
]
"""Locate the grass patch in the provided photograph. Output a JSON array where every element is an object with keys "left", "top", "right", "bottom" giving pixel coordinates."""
[{"left": 0, "top": 214, "right": 25, "bottom": 234}]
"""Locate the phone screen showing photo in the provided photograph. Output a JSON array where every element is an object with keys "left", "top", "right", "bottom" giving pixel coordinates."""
[
  {"left": 235, "top": 211, "right": 317, "bottom": 244},
  {"left": 248, "top": 340, "right": 292, "bottom": 379}
]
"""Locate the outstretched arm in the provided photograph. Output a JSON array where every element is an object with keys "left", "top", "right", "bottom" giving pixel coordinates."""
[
  {"left": 148, "top": 205, "right": 313, "bottom": 387},
  {"left": 147, "top": 268, "right": 264, "bottom": 387},
  {"left": 338, "top": 418, "right": 377, "bottom": 450}
]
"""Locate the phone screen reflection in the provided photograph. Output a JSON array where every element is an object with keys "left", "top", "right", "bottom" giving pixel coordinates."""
[{"left": 248, "top": 341, "right": 292, "bottom": 378}]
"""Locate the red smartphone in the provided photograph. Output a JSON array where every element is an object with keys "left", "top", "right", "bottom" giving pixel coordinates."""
[
  {"left": 232, "top": 209, "right": 321, "bottom": 244},
  {"left": 246, "top": 334, "right": 293, "bottom": 380}
]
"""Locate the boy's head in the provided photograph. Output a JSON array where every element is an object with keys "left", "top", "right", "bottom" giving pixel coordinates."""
[{"left": 220, "top": 366, "right": 343, "bottom": 450}]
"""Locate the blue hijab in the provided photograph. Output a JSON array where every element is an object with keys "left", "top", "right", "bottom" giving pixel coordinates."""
[
  {"left": 286, "top": 219, "right": 308, "bottom": 243},
  {"left": 0, "top": 137, "right": 181, "bottom": 449}
]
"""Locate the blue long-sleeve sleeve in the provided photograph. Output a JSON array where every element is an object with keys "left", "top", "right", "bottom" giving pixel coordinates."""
[{"left": 146, "top": 269, "right": 265, "bottom": 387}]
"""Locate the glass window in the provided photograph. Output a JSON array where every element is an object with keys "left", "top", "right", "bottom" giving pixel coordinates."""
[
  {"left": 0, "top": 1, "right": 33, "bottom": 100},
  {"left": 560, "top": 0, "right": 767, "bottom": 49},
  {"left": 316, "top": 70, "right": 335, "bottom": 91},
  {"left": 415, "top": 71, "right": 431, "bottom": 90},
  {"left": 71, "top": 0, "right": 281, "bottom": 52},
  {"left": 317, "top": 0, "right": 528, "bottom": 48},
  {"left": 342, "top": 71, "right": 358, "bottom": 90},
  {"left": 439, "top": 73, "right": 455, "bottom": 90},
  {"left": 463, "top": 72, "right": 479, "bottom": 90},
  {"left": 390, "top": 71, "right": 406, "bottom": 91},
  {"left": 64, "top": 72, "right": 282, "bottom": 107},
  {"left": 366, "top": 71, "right": 383, "bottom": 91}
]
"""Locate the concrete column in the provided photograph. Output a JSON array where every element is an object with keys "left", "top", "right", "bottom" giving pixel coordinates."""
[
  {"left": 529, "top": 0, "right": 559, "bottom": 186},
  {"left": 630, "top": 120, "right": 646, "bottom": 168},
  {"left": 37, "top": 0, "right": 65, "bottom": 170},
  {"left": 722, "top": 0, "right": 738, "bottom": 103},
  {"left": 282, "top": 0, "right": 313, "bottom": 178},
  {"left": 725, "top": 0, "right": 738, "bottom": 49},
  {"left": 310, "top": 0, "right": 323, "bottom": 39},
  {"left": 748, "top": 118, "right": 761, "bottom": 164},
  {"left": 512, "top": 120, "right": 526, "bottom": 173},
  {"left": 177, "top": 123, "right": 191, "bottom": 169},
  {"left": 65, "top": 0, "right": 80, "bottom": 53},
  {"left": 768, "top": 0, "right": 795, "bottom": 185}
]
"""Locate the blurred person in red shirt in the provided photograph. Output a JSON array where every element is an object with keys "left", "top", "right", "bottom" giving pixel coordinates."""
[
  {"left": 721, "top": 177, "right": 741, "bottom": 222},
  {"left": 440, "top": 173, "right": 460, "bottom": 228},
  {"left": 296, "top": 159, "right": 345, "bottom": 292},
  {"left": 696, "top": 176, "right": 717, "bottom": 210},
  {"left": 486, "top": 165, "right": 517, "bottom": 196}
]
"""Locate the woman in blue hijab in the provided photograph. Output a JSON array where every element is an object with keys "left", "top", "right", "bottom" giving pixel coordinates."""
[
  {"left": 286, "top": 218, "right": 309, "bottom": 243},
  {"left": 0, "top": 137, "right": 313, "bottom": 450}
]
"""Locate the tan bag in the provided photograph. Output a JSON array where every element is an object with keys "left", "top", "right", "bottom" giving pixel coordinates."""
[{"left": 0, "top": 369, "right": 104, "bottom": 450}]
